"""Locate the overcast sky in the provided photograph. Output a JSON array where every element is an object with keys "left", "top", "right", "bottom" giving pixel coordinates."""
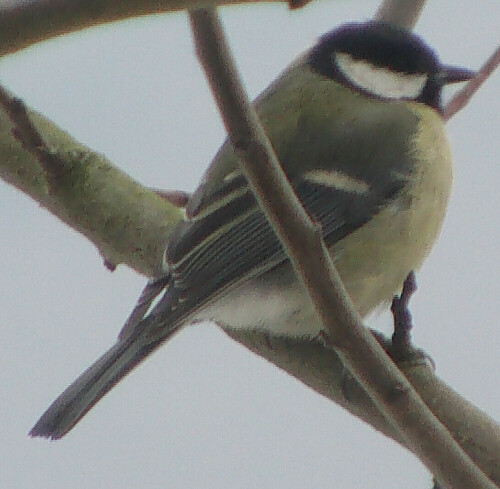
[{"left": 1, "top": 1, "right": 499, "bottom": 488}]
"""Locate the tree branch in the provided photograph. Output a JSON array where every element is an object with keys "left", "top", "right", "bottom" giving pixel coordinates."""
[
  {"left": 187, "top": 7, "right": 498, "bottom": 489},
  {"left": 0, "top": 0, "right": 309, "bottom": 58},
  {"left": 227, "top": 328, "right": 500, "bottom": 484},
  {"left": 444, "top": 45, "right": 500, "bottom": 121},
  {"left": 373, "top": 0, "right": 427, "bottom": 29},
  {"left": 0, "top": 86, "right": 181, "bottom": 276}
]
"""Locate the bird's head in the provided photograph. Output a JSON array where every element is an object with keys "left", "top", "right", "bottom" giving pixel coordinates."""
[{"left": 309, "top": 22, "right": 474, "bottom": 111}]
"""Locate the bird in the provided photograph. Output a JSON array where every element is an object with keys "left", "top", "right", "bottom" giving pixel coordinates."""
[{"left": 30, "top": 21, "right": 474, "bottom": 439}]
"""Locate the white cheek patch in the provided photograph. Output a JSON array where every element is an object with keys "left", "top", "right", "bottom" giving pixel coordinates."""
[{"left": 334, "top": 52, "right": 428, "bottom": 100}]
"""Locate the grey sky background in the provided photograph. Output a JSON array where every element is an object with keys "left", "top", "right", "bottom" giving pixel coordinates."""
[{"left": 1, "top": 1, "right": 499, "bottom": 488}]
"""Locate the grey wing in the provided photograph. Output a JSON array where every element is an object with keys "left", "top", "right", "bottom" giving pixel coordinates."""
[{"left": 156, "top": 167, "right": 408, "bottom": 326}]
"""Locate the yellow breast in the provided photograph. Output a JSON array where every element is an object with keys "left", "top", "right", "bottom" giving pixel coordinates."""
[{"left": 334, "top": 104, "right": 453, "bottom": 316}]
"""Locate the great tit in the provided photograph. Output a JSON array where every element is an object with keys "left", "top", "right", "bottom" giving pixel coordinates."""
[{"left": 30, "top": 21, "right": 474, "bottom": 439}]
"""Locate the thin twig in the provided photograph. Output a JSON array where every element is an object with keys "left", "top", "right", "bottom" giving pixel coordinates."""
[
  {"left": 374, "top": 0, "right": 427, "bottom": 29},
  {"left": 188, "top": 8, "right": 498, "bottom": 489},
  {"left": 444, "top": 45, "right": 500, "bottom": 120}
]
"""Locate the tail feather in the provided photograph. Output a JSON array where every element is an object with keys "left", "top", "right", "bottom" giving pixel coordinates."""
[
  {"left": 29, "top": 320, "right": 180, "bottom": 439},
  {"left": 118, "top": 276, "right": 169, "bottom": 342}
]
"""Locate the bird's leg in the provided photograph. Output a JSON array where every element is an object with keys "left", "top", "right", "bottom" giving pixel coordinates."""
[{"left": 390, "top": 271, "right": 417, "bottom": 361}]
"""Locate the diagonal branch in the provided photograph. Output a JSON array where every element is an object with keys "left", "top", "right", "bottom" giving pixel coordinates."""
[
  {"left": 444, "top": 45, "right": 500, "bottom": 120},
  {"left": 0, "top": 86, "right": 181, "bottom": 276},
  {"left": 0, "top": 86, "right": 73, "bottom": 184},
  {"left": 373, "top": 0, "right": 427, "bottom": 29},
  {"left": 188, "top": 7, "right": 498, "bottom": 489}
]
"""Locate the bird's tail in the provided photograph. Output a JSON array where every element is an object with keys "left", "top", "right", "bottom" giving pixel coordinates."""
[
  {"left": 30, "top": 277, "right": 177, "bottom": 440},
  {"left": 29, "top": 320, "right": 180, "bottom": 439}
]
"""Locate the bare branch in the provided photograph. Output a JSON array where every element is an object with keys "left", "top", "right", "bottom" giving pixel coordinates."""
[
  {"left": 0, "top": 0, "right": 310, "bottom": 57},
  {"left": 188, "top": 7, "right": 498, "bottom": 489},
  {"left": 444, "top": 45, "right": 500, "bottom": 120},
  {"left": 0, "top": 85, "right": 181, "bottom": 276},
  {"left": 0, "top": 86, "right": 73, "bottom": 186},
  {"left": 374, "top": 0, "right": 427, "bottom": 29},
  {"left": 226, "top": 327, "right": 500, "bottom": 485}
]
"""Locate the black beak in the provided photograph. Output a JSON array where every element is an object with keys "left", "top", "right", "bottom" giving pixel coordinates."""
[{"left": 437, "top": 65, "right": 476, "bottom": 85}]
